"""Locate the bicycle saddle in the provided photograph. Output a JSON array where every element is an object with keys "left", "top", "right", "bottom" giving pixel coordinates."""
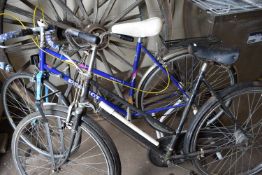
[
  {"left": 111, "top": 17, "right": 162, "bottom": 37},
  {"left": 191, "top": 45, "right": 240, "bottom": 65}
]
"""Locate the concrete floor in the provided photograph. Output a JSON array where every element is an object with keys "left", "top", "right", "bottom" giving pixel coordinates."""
[{"left": 0, "top": 117, "right": 195, "bottom": 175}]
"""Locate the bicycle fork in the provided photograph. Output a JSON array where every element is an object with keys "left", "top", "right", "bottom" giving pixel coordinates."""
[{"left": 35, "top": 70, "right": 58, "bottom": 171}]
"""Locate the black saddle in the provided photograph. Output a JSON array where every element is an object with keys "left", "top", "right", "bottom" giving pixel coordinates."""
[
  {"left": 191, "top": 45, "right": 240, "bottom": 65},
  {"left": 163, "top": 36, "right": 240, "bottom": 65}
]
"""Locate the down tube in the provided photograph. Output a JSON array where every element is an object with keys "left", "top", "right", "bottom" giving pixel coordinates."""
[
  {"left": 89, "top": 90, "right": 160, "bottom": 148},
  {"left": 44, "top": 62, "right": 128, "bottom": 116}
]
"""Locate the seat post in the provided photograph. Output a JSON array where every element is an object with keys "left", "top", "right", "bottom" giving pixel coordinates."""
[{"left": 138, "top": 37, "right": 142, "bottom": 44}]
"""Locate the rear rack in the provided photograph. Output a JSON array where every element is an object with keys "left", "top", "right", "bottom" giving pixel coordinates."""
[{"left": 163, "top": 36, "right": 221, "bottom": 50}]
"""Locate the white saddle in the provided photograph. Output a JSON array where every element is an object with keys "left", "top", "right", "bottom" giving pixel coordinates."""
[{"left": 111, "top": 17, "right": 162, "bottom": 38}]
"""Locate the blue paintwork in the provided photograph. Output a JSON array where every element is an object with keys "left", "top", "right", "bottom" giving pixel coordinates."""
[
  {"left": 39, "top": 49, "right": 46, "bottom": 71},
  {"left": 36, "top": 41, "right": 189, "bottom": 118},
  {"left": 129, "top": 40, "right": 142, "bottom": 98}
]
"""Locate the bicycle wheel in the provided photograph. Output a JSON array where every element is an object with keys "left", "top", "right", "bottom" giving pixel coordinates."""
[
  {"left": 184, "top": 82, "right": 262, "bottom": 175},
  {"left": 2, "top": 72, "right": 68, "bottom": 129},
  {"left": 12, "top": 105, "right": 121, "bottom": 175},
  {"left": 136, "top": 50, "right": 237, "bottom": 132}
]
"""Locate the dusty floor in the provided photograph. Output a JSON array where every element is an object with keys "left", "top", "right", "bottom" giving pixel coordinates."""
[{"left": 0, "top": 117, "right": 195, "bottom": 175}]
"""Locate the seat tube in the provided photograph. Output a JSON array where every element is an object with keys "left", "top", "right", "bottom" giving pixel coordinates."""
[{"left": 128, "top": 37, "right": 142, "bottom": 104}]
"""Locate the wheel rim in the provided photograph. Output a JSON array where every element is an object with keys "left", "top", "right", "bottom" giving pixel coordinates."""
[
  {"left": 191, "top": 89, "right": 262, "bottom": 175},
  {"left": 14, "top": 114, "right": 111, "bottom": 175}
]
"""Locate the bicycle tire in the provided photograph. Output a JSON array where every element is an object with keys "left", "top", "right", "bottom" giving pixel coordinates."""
[
  {"left": 136, "top": 50, "right": 237, "bottom": 135},
  {"left": 184, "top": 82, "right": 262, "bottom": 175},
  {"left": 12, "top": 104, "right": 121, "bottom": 175},
  {"left": 2, "top": 72, "right": 68, "bottom": 129}
]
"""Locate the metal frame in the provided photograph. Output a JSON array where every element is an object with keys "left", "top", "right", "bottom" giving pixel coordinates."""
[{"left": 37, "top": 39, "right": 189, "bottom": 117}]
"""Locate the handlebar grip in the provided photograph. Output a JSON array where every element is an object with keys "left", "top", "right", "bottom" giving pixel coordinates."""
[
  {"left": 65, "top": 28, "right": 100, "bottom": 45},
  {"left": 78, "top": 32, "right": 101, "bottom": 45},
  {"left": 0, "top": 29, "right": 33, "bottom": 43}
]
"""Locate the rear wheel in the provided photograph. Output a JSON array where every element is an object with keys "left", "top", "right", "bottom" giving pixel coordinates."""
[
  {"left": 184, "top": 82, "right": 262, "bottom": 175},
  {"left": 136, "top": 50, "right": 237, "bottom": 136}
]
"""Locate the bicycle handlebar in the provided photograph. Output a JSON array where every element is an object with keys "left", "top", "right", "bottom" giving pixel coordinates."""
[
  {"left": 65, "top": 28, "right": 101, "bottom": 45},
  {"left": 0, "top": 28, "right": 34, "bottom": 43},
  {"left": 0, "top": 27, "right": 101, "bottom": 50}
]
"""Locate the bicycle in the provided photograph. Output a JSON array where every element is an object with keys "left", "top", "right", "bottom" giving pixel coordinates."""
[
  {"left": 11, "top": 18, "right": 262, "bottom": 175},
  {"left": 1, "top": 17, "right": 236, "bottom": 131}
]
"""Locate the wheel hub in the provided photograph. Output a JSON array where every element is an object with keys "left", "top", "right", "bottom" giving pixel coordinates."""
[
  {"left": 234, "top": 129, "right": 249, "bottom": 145},
  {"left": 84, "top": 24, "right": 109, "bottom": 50}
]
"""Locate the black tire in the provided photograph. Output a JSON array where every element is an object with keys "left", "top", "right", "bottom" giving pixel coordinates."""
[
  {"left": 12, "top": 105, "right": 121, "bottom": 175},
  {"left": 136, "top": 50, "right": 237, "bottom": 135},
  {"left": 1, "top": 72, "right": 68, "bottom": 129},
  {"left": 184, "top": 82, "right": 262, "bottom": 175}
]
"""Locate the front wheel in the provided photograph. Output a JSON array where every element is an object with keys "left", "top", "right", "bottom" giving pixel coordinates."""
[
  {"left": 12, "top": 105, "right": 121, "bottom": 175},
  {"left": 184, "top": 82, "right": 262, "bottom": 175}
]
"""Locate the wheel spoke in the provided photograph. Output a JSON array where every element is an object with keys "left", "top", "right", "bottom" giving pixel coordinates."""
[
  {"left": 110, "top": 40, "right": 136, "bottom": 50},
  {"left": 5, "top": 41, "right": 37, "bottom": 53},
  {"left": 52, "top": 0, "right": 82, "bottom": 26},
  {"left": 99, "top": 0, "right": 116, "bottom": 24},
  {"left": 19, "top": 0, "right": 36, "bottom": 10},
  {"left": 3, "top": 18, "right": 33, "bottom": 27},
  {"left": 47, "top": 0, "right": 62, "bottom": 21},
  {"left": 75, "top": 0, "right": 88, "bottom": 20},
  {"left": 86, "top": 0, "right": 108, "bottom": 16},
  {"left": 93, "top": 0, "right": 98, "bottom": 23},
  {"left": 5, "top": 4, "right": 70, "bottom": 29},
  {"left": 117, "top": 14, "right": 141, "bottom": 23},
  {"left": 105, "top": 0, "right": 144, "bottom": 27},
  {"left": 97, "top": 51, "right": 121, "bottom": 74},
  {"left": 105, "top": 46, "right": 133, "bottom": 69}
]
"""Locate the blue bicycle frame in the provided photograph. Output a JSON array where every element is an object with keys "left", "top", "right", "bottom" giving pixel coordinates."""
[{"left": 36, "top": 39, "right": 188, "bottom": 117}]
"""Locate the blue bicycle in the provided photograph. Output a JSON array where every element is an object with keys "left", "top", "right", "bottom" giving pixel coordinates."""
[{"left": 2, "top": 18, "right": 237, "bottom": 133}]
